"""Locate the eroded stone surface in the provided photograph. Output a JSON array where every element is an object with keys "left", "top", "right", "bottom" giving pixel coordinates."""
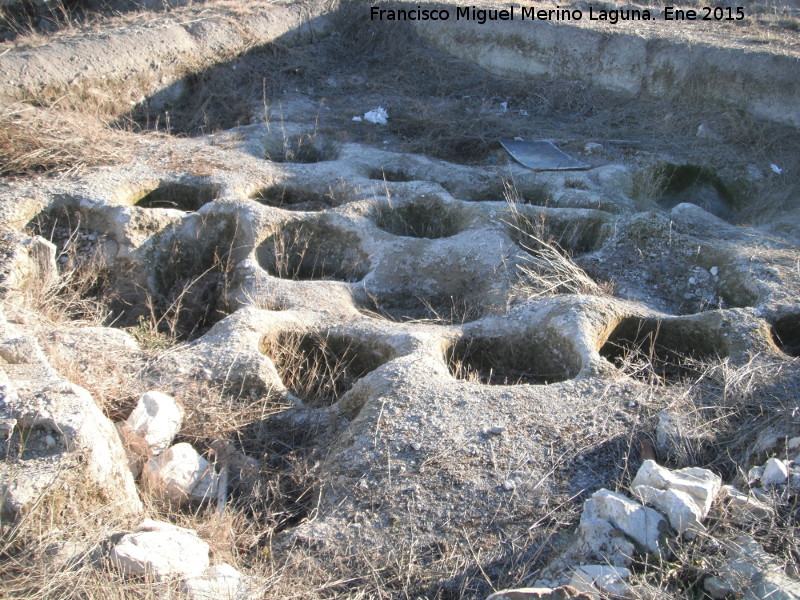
[
  {"left": 0, "top": 318, "right": 141, "bottom": 522},
  {"left": 581, "top": 489, "right": 668, "bottom": 555},
  {"left": 109, "top": 519, "right": 209, "bottom": 580},
  {"left": 1, "top": 6, "right": 800, "bottom": 596}
]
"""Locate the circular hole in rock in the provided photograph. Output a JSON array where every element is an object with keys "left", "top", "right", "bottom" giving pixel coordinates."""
[
  {"left": 134, "top": 182, "right": 219, "bottom": 211},
  {"left": 643, "top": 164, "right": 735, "bottom": 221},
  {"left": 256, "top": 220, "right": 369, "bottom": 282},
  {"left": 367, "top": 168, "right": 413, "bottom": 182},
  {"left": 149, "top": 228, "right": 235, "bottom": 339},
  {"left": 509, "top": 210, "right": 605, "bottom": 257},
  {"left": 261, "top": 331, "right": 395, "bottom": 407},
  {"left": 375, "top": 196, "right": 465, "bottom": 239},
  {"left": 361, "top": 292, "right": 487, "bottom": 324},
  {"left": 457, "top": 180, "right": 553, "bottom": 204},
  {"left": 446, "top": 333, "right": 581, "bottom": 385},
  {"left": 26, "top": 206, "right": 120, "bottom": 320},
  {"left": 771, "top": 315, "right": 800, "bottom": 357},
  {"left": 600, "top": 317, "right": 728, "bottom": 384},
  {"left": 264, "top": 133, "right": 339, "bottom": 164},
  {"left": 252, "top": 185, "right": 333, "bottom": 212}
]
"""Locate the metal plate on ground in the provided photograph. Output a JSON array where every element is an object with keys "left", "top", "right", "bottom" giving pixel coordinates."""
[{"left": 500, "top": 139, "right": 591, "bottom": 171}]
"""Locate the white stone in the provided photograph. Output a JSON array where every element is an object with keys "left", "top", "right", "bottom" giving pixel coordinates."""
[
  {"left": 634, "top": 484, "right": 705, "bottom": 537},
  {"left": 181, "top": 563, "right": 260, "bottom": 600},
  {"left": 631, "top": 460, "right": 721, "bottom": 516},
  {"left": 125, "top": 391, "right": 183, "bottom": 455},
  {"left": 0, "top": 367, "right": 141, "bottom": 520},
  {"left": 761, "top": 458, "right": 789, "bottom": 486},
  {"left": 109, "top": 519, "right": 209, "bottom": 580},
  {"left": 787, "top": 437, "right": 800, "bottom": 451},
  {"left": 574, "top": 517, "right": 635, "bottom": 567},
  {"left": 142, "top": 442, "right": 218, "bottom": 503},
  {"left": 569, "top": 565, "right": 632, "bottom": 597},
  {"left": 581, "top": 489, "right": 668, "bottom": 555}
]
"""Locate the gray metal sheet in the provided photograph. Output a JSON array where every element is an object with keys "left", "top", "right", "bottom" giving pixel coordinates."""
[{"left": 500, "top": 139, "right": 591, "bottom": 171}]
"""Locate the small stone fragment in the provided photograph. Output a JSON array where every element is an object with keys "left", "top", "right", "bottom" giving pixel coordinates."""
[
  {"left": 748, "top": 465, "right": 765, "bottom": 484},
  {"left": 181, "top": 563, "right": 261, "bottom": 600},
  {"left": 704, "top": 576, "right": 734, "bottom": 599},
  {"left": 581, "top": 489, "right": 668, "bottom": 555},
  {"left": 719, "top": 485, "right": 775, "bottom": 520},
  {"left": 142, "top": 442, "right": 218, "bottom": 504},
  {"left": 761, "top": 458, "right": 789, "bottom": 486},
  {"left": 634, "top": 485, "right": 705, "bottom": 537},
  {"left": 568, "top": 565, "right": 632, "bottom": 598},
  {"left": 631, "top": 460, "right": 721, "bottom": 517}
]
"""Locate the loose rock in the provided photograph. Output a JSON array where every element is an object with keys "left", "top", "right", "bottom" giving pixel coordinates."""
[
  {"left": 581, "top": 489, "right": 668, "bottom": 555},
  {"left": 109, "top": 519, "right": 209, "bottom": 580},
  {"left": 181, "top": 563, "right": 261, "bottom": 600},
  {"left": 761, "top": 457, "right": 789, "bottom": 486},
  {"left": 124, "top": 390, "right": 183, "bottom": 455},
  {"left": 142, "top": 442, "right": 218, "bottom": 504}
]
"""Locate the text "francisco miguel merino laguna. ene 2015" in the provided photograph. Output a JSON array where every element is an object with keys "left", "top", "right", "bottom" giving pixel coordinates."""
[{"left": 369, "top": 4, "right": 657, "bottom": 23}]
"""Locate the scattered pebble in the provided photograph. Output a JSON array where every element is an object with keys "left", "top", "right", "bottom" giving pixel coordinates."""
[
  {"left": 748, "top": 465, "right": 765, "bottom": 483},
  {"left": 584, "top": 142, "right": 603, "bottom": 153},
  {"left": 761, "top": 457, "right": 788, "bottom": 486}
]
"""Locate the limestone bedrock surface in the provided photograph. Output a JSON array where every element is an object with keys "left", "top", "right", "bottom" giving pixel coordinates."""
[{"left": 2, "top": 85, "right": 800, "bottom": 564}]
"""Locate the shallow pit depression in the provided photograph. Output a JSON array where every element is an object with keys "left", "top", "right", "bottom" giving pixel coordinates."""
[
  {"left": 256, "top": 219, "right": 370, "bottom": 282},
  {"left": 260, "top": 331, "right": 395, "bottom": 407},
  {"left": 446, "top": 331, "right": 581, "bottom": 385},
  {"left": 132, "top": 181, "right": 219, "bottom": 211},
  {"left": 600, "top": 316, "right": 731, "bottom": 384},
  {"left": 374, "top": 195, "right": 466, "bottom": 239}
]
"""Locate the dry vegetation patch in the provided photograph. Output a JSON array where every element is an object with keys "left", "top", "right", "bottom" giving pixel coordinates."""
[{"left": 0, "top": 104, "right": 130, "bottom": 176}]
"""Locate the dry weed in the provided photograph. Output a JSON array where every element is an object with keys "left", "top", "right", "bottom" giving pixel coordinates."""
[
  {"left": 0, "top": 104, "right": 129, "bottom": 176},
  {"left": 504, "top": 184, "right": 611, "bottom": 298}
]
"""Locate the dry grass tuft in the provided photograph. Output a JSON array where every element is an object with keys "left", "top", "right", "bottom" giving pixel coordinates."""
[
  {"left": 0, "top": 104, "right": 129, "bottom": 177},
  {"left": 504, "top": 184, "right": 612, "bottom": 298}
]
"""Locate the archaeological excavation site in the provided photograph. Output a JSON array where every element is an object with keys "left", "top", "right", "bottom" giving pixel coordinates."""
[{"left": 1, "top": 0, "right": 799, "bottom": 597}]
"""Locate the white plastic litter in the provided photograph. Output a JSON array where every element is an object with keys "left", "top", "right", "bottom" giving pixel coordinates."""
[
  {"left": 363, "top": 107, "right": 388, "bottom": 125},
  {"left": 771, "top": 163, "right": 783, "bottom": 174}
]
